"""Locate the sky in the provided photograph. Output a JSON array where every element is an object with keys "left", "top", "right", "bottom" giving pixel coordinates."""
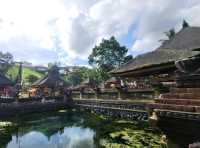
[{"left": 0, "top": 0, "right": 200, "bottom": 66}]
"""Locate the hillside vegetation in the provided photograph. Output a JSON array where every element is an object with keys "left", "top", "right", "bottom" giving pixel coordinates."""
[{"left": 6, "top": 66, "right": 45, "bottom": 84}]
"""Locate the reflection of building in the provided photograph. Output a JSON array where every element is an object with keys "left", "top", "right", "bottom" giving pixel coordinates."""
[{"left": 111, "top": 27, "right": 200, "bottom": 90}]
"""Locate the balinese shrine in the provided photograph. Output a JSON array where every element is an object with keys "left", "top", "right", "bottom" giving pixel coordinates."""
[{"left": 112, "top": 26, "right": 200, "bottom": 145}]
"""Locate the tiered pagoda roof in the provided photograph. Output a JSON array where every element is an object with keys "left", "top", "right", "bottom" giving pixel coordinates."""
[{"left": 32, "top": 65, "right": 68, "bottom": 88}]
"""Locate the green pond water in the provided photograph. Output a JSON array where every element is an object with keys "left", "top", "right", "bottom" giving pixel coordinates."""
[{"left": 0, "top": 109, "right": 187, "bottom": 148}]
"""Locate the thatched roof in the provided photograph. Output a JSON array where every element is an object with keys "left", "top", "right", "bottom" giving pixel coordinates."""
[
  {"left": 0, "top": 74, "right": 13, "bottom": 87},
  {"left": 112, "top": 27, "right": 200, "bottom": 76},
  {"left": 32, "top": 66, "right": 67, "bottom": 87},
  {"left": 159, "top": 27, "right": 200, "bottom": 50}
]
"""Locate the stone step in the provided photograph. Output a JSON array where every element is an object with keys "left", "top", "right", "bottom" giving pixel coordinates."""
[
  {"left": 170, "top": 88, "right": 200, "bottom": 93},
  {"left": 160, "top": 93, "right": 200, "bottom": 99},
  {"left": 155, "top": 99, "right": 200, "bottom": 106},
  {"left": 148, "top": 103, "right": 200, "bottom": 113},
  {"left": 154, "top": 109, "right": 200, "bottom": 121}
]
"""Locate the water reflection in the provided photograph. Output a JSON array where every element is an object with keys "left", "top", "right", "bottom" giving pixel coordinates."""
[{"left": 7, "top": 127, "right": 95, "bottom": 148}]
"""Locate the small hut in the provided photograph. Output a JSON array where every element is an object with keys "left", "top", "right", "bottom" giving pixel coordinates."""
[
  {"left": 31, "top": 65, "right": 68, "bottom": 97},
  {"left": 0, "top": 74, "right": 13, "bottom": 97}
]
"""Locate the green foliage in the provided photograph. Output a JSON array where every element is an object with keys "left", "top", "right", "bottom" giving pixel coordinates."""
[
  {"left": 27, "top": 74, "right": 39, "bottom": 84},
  {"left": 0, "top": 109, "right": 162, "bottom": 148},
  {"left": 83, "top": 112, "right": 162, "bottom": 148},
  {"left": 182, "top": 19, "right": 189, "bottom": 28},
  {"left": 88, "top": 36, "right": 132, "bottom": 81},
  {"left": 64, "top": 67, "right": 89, "bottom": 86},
  {"left": 64, "top": 66, "right": 106, "bottom": 86},
  {"left": 164, "top": 28, "right": 175, "bottom": 40},
  {"left": 0, "top": 51, "right": 13, "bottom": 63},
  {"left": 6, "top": 66, "right": 44, "bottom": 85},
  {"left": 0, "top": 51, "right": 13, "bottom": 74}
]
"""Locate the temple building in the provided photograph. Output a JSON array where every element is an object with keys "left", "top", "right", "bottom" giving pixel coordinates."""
[
  {"left": 31, "top": 65, "right": 68, "bottom": 97},
  {"left": 0, "top": 73, "right": 13, "bottom": 97},
  {"left": 104, "top": 77, "right": 121, "bottom": 89},
  {"left": 111, "top": 26, "right": 200, "bottom": 90}
]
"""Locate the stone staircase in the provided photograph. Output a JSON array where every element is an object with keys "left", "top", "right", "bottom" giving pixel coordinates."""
[{"left": 149, "top": 88, "right": 200, "bottom": 120}]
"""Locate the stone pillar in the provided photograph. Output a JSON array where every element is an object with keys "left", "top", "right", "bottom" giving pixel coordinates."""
[
  {"left": 117, "top": 91, "right": 121, "bottom": 100},
  {"left": 80, "top": 91, "right": 82, "bottom": 99}
]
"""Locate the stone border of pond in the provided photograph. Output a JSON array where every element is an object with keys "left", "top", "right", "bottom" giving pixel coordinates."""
[
  {"left": 74, "top": 99, "right": 148, "bottom": 121},
  {"left": 0, "top": 99, "right": 73, "bottom": 117}
]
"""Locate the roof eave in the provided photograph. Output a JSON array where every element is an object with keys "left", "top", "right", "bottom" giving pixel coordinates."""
[{"left": 111, "top": 61, "right": 175, "bottom": 77}]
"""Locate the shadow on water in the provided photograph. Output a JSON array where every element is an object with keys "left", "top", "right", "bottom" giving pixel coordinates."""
[{"left": 158, "top": 117, "right": 200, "bottom": 148}]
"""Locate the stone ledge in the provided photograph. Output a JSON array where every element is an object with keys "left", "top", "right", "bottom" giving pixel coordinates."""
[
  {"left": 170, "top": 88, "right": 200, "bottom": 93},
  {"left": 154, "top": 109, "right": 200, "bottom": 121},
  {"left": 155, "top": 99, "right": 200, "bottom": 106},
  {"left": 148, "top": 103, "right": 200, "bottom": 112},
  {"left": 160, "top": 93, "right": 200, "bottom": 99}
]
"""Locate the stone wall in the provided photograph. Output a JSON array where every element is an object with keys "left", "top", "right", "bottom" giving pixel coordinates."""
[
  {"left": 76, "top": 104, "right": 147, "bottom": 121},
  {"left": 74, "top": 99, "right": 148, "bottom": 120},
  {"left": 0, "top": 99, "right": 73, "bottom": 117},
  {"left": 72, "top": 89, "right": 154, "bottom": 100}
]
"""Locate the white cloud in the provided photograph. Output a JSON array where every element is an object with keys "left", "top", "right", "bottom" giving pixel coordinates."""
[
  {"left": 0, "top": 0, "right": 200, "bottom": 65},
  {"left": 131, "top": 0, "right": 200, "bottom": 54}
]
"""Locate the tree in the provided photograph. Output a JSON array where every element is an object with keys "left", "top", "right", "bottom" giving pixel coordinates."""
[
  {"left": 164, "top": 28, "right": 175, "bottom": 40},
  {"left": 65, "top": 67, "right": 89, "bottom": 86},
  {"left": 182, "top": 19, "right": 189, "bottom": 28},
  {"left": 86, "top": 68, "right": 102, "bottom": 85},
  {"left": 88, "top": 36, "right": 132, "bottom": 81},
  {"left": 0, "top": 51, "right": 13, "bottom": 74}
]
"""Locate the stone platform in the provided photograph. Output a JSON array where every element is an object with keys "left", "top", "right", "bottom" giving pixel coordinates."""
[
  {"left": 0, "top": 99, "right": 73, "bottom": 117},
  {"left": 149, "top": 87, "right": 200, "bottom": 121}
]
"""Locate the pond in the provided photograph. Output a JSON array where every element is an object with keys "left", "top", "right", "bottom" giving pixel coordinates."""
[
  {"left": 1, "top": 109, "right": 196, "bottom": 148},
  {"left": 0, "top": 109, "right": 163, "bottom": 148}
]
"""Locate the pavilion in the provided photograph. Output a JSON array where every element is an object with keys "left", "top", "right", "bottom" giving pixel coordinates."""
[
  {"left": 111, "top": 26, "right": 200, "bottom": 87},
  {"left": 32, "top": 65, "right": 68, "bottom": 97},
  {"left": 0, "top": 74, "right": 13, "bottom": 97}
]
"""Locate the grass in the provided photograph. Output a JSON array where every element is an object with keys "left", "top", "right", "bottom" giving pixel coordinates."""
[{"left": 6, "top": 66, "right": 44, "bottom": 84}]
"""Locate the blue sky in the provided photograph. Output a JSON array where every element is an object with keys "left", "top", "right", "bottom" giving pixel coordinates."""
[{"left": 0, "top": 0, "right": 200, "bottom": 66}]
